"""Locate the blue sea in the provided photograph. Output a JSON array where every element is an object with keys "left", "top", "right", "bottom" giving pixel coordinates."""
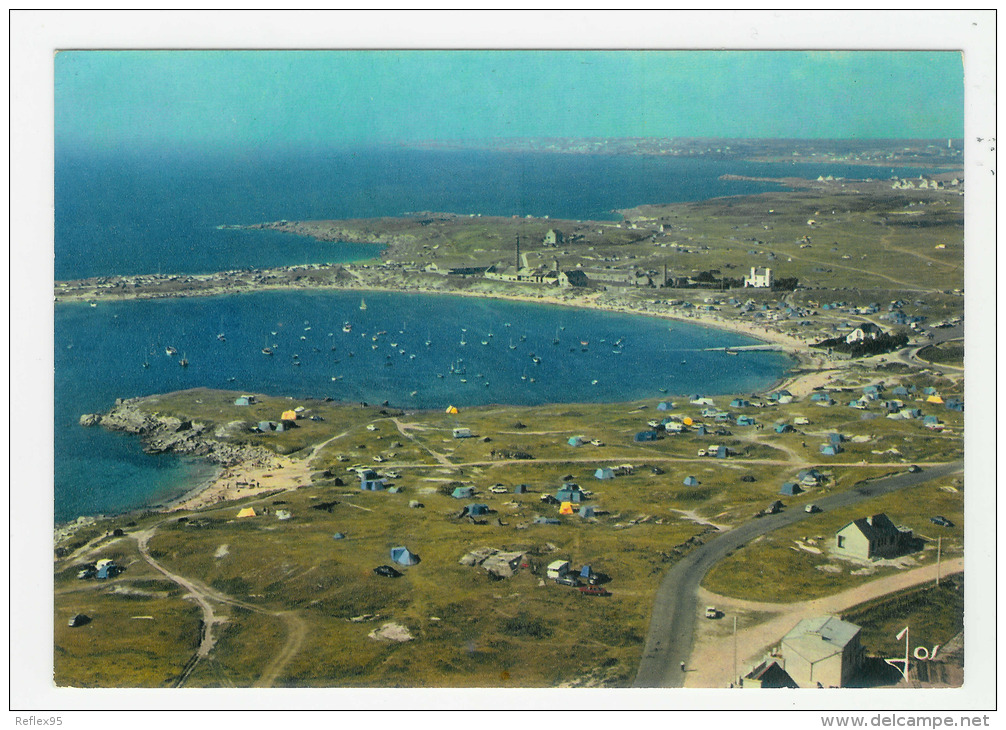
[{"left": 54, "top": 147, "right": 927, "bottom": 521}]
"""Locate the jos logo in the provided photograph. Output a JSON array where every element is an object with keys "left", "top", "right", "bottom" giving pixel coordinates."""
[{"left": 884, "top": 626, "right": 940, "bottom": 681}]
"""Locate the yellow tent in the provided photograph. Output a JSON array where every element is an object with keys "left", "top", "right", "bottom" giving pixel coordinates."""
[
  {"left": 559, "top": 501, "right": 574, "bottom": 515},
  {"left": 445, "top": 405, "right": 458, "bottom": 414},
  {"left": 926, "top": 395, "right": 944, "bottom": 404},
  {"left": 281, "top": 410, "right": 298, "bottom": 421},
  {"left": 236, "top": 507, "right": 257, "bottom": 518},
  {"left": 683, "top": 416, "right": 693, "bottom": 426}
]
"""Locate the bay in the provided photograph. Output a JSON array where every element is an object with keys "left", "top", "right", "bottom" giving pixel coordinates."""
[{"left": 55, "top": 290, "right": 791, "bottom": 521}]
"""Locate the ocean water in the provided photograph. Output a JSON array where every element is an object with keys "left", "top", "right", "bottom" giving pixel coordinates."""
[
  {"left": 55, "top": 146, "right": 932, "bottom": 281},
  {"left": 55, "top": 147, "right": 924, "bottom": 520}
]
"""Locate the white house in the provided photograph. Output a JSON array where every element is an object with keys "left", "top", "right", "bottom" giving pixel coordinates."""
[
  {"left": 845, "top": 322, "right": 883, "bottom": 344},
  {"left": 780, "top": 616, "right": 866, "bottom": 688},
  {"left": 744, "top": 267, "right": 772, "bottom": 288}
]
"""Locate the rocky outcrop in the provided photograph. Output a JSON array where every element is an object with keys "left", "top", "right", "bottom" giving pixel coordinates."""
[{"left": 81, "top": 399, "right": 282, "bottom": 469}]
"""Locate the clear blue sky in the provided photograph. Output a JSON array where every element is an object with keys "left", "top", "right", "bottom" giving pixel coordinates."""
[{"left": 55, "top": 50, "right": 964, "bottom": 151}]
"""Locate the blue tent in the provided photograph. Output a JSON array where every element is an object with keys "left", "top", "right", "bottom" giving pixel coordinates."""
[
  {"left": 820, "top": 444, "right": 840, "bottom": 456},
  {"left": 892, "top": 386, "right": 909, "bottom": 396},
  {"left": 332, "top": 532, "right": 346, "bottom": 540},
  {"left": 514, "top": 484, "right": 529, "bottom": 494},
  {"left": 923, "top": 415, "right": 940, "bottom": 425},
  {"left": 775, "top": 423, "right": 794, "bottom": 434},
  {"left": 713, "top": 445, "right": 728, "bottom": 459},
  {"left": 578, "top": 506, "right": 596, "bottom": 518},
  {"left": 557, "top": 484, "right": 584, "bottom": 503},
  {"left": 731, "top": 399, "right": 750, "bottom": 408},
  {"left": 828, "top": 433, "right": 844, "bottom": 444},
  {"left": 737, "top": 415, "right": 756, "bottom": 426},
  {"left": 234, "top": 396, "right": 253, "bottom": 406},
  {"left": 568, "top": 436, "right": 584, "bottom": 446},
  {"left": 683, "top": 476, "right": 698, "bottom": 486},
  {"left": 594, "top": 468, "right": 614, "bottom": 480},
  {"left": 580, "top": 565, "right": 593, "bottom": 579},
  {"left": 696, "top": 425, "right": 708, "bottom": 436},
  {"left": 466, "top": 503, "right": 490, "bottom": 516},
  {"left": 779, "top": 482, "right": 802, "bottom": 496},
  {"left": 390, "top": 546, "right": 420, "bottom": 566},
  {"left": 634, "top": 430, "right": 658, "bottom": 442},
  {"left": 532, "top": 517, "right": 560, "bottom": 525},
  {"left": 360, "top": 470, "right": 386, "bottom": 491},
  {"left": 657, "top": 402, "right": 670, "bottom": 411},
  {"left": 451, "top": 486, "right": 475, "bottom": 499}
]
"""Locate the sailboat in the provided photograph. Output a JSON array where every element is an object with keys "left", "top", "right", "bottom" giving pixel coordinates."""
[
  {"left": 179, "top": 354, "right": 189, "bottom": 367},
  {"left": 360, "top": 298, "right": 367, "bottom": 311},
  {"left": 342, "top": 322, "right": 352, "bottom": 333}
]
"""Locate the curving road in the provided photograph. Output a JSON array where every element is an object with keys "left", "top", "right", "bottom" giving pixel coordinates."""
[{"left": 632, "top": 460, "right": 964, "bottom": 687}]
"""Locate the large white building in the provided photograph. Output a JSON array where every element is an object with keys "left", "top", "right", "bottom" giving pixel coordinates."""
[{"left": 744, "top": 266, "right": 772, "bottom": 288}]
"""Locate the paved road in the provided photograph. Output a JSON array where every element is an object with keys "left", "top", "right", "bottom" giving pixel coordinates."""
[{"left": 632, "top": 460, "right": 964, "bottom": 688}]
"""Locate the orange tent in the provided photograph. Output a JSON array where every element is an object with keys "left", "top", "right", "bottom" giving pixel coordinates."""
[
  {"left": 281, "top": 410, "right": 297, "bottom": 421},
  {"left": 683, "top": 416, "right": 693, "bottom": 426},
  {"left": 236, "top": 507, "right": 257, "bottom": 518},
  {"left": 445, "top": 405, "right": 459, "bottom": 414},
  {"left": 559, "top": 501, "right": 574, "bottom": 515}
]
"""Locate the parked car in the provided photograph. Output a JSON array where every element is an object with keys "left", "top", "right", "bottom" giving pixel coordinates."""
[
  {"left": 579, "top": 586, "right": 611, "bottom": 597},
  {"left": 908, "top": 465, "right": 922, "bottom": 473},
  {"left": 705, "top": 606, "right": 722, "bottom": 619},
  {"left": 804, "top": 504, "right": 821, "bottom": 514},
  {"left": 555, "top": 575, "right": 579, "bottom": 587},
  {"left": 373, "top": 565, "right": 403, "bottom": 578},
  {"left": 930, "top": 515, "right": 954, "bottom": 527}
]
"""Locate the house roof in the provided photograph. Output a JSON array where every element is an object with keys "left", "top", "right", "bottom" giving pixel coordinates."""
[
  {"left": 783, "top": 616, "right": 862, "bottom": 664},
  {"left": 838, "top": 513, "right": 901, "bottom": 541}
]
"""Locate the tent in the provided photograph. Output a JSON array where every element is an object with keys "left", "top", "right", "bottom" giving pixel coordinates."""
[
  {"left": 926, "top": 395, "right": 944, "bottom": 404},
  {"left": 332, "top": 532, "right": 346, "bottom": 540},
  {"left": 779, "top": 482, "right": 802, "bottom": 496},
  {"left": 445, "top": 405, "right": 459, "bottom": 414},
  {"left": 683, "top": 476, "right": 698, "bottom": 486},
  {"left": 390, "top": 546, "right": 420, "bottom": 566},
  {"left": 451, "top": 486, "right": 475, "bottom": 499},
  {"left": 234, "top": 396, "right": 253, "bottom": 406},
  {"left": 281, "top": 410, "right": 298, "bottom": 421},
  {"left": 657, "top": 402, "right": 670, "bottom": 411},
  {"left": 634, "top": 430, "right": 658, "bottom": 442},
  {"left": 568, "top": 435, "right": 585, "bottom": 446},
  {"left": 682, "top": 417, "right": 694, "bottom": 426},
  {"left": 466, "top": 503, "right": 490, "bottom": 516},
  {"left": 236, "top": 507, "right": 257, "bottom": 518},
  {"left": 559, "top": 501, "right": 575, "bottom": 515},
  {"left": 275, "top": 509, "right": 292, "bottom": 520},
  {"left": 513, "top": 484, "right": 529, "bottom": 494},
  {"left": 578, "top": 506, "right": 596, "bottom": 518},
  {"left": 594, "top": 468, "right": 614, "bottom": 480}
]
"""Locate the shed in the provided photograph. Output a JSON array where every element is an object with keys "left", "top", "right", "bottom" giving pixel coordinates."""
[
  {"left": 742, "top": 659, "right": 798, "bottom": 689},
  {"left": 451, "top": 486, "right": 475, "bottom": 499},
  {"left": 634, "top": 430, "right": 658, "bottom": 442},
  {"left": 834, "top": 513, "right": 911, "bottom": 561},
  {"left": 578, "top": 505, "right": 596, "bottom": 518},
  {"left": 236, "top": 507, "right": 257, "bottom": 518},
  {"left": 390, "top": 546, "right": 420, "bottom": 566},
  {"left": 683, "top": 476, "right": 699, "bottom": 486},
  {"left": 780, "top": 482, "right": 802, "bottom": 496},
  {"left": 594, "top": 468, "right": 615, "bottom": 480}
]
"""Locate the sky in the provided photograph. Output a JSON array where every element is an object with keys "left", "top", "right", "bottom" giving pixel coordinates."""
[{"left": 55, "top": 50, "right": 964, "bottom": 151}]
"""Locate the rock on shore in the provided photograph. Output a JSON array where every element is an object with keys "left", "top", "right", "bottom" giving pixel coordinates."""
[{"left": 80, "top": 399, "right": 281, "bottom": 469}]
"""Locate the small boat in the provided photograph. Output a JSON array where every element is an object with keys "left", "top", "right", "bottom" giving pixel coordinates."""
[
  {"left": 217, "top": 333, "right": 226, "bottom": 342},
  {"left": 425, "top": 340, "right": 432, "bottom": 347},
  {"left": 342, "top": 322, "right": 352, "bottom": 333},
  {"left": 89, "top": 302, "right": 97, "bottom": 308},
  {"left": 481, "top": 340, "right": 489, "bottom": 346},
  {"left": 179, "top": 355, "right": 189, "bottom": 367},
  {"left": 580, "top": 340, "right": 589, "bottom": 347},
  {"left": 532, "top": 357, "right": 541, "bottom": 364},
  {"left": 262, "top": 348, "right": 273, "bottom": 355},
  {"left": 165, "top": 346, "right": 177, "bottom": 356},
  {"left": 726, "top": 349, "right": 739, "bottom": 356},
  {"left": 592, "top": 379, "right": 599, "bottom": 385},
  {"left": 460, "top": 378, "right": 467, "bottom": 383},
  {"left": 360, "top": 298, "right": 367, "bottom": 311},
  {"left": 142, "top": 362, "right": 149, "bottom": 369}
]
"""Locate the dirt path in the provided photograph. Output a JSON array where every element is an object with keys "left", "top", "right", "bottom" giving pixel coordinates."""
[
  {"left": 132, "top": 524, "right": 307, "bottom": 688},
  {"left": 685, "top": 558, "right": 964, "bottom": 688},
  {"left": 391, "top": 416, "right": 453, "bottom": 467}
]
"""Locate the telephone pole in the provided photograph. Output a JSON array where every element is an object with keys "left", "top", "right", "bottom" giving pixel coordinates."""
[
  {"left": 733, "top": 615, "right": 738, "bottom": 686},
  {"left": 936, "top": 536, "right": 942, "bottom": 587}
]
